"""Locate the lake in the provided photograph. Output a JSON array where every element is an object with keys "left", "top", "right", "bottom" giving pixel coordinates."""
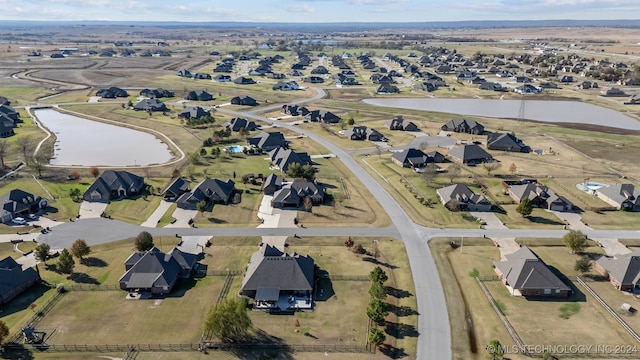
[
  {"left": 35, "top": 109, "right": 173, "bottom": 166},
  {"left": 362, "top": 98, "right": 640, "bottom": 131}
]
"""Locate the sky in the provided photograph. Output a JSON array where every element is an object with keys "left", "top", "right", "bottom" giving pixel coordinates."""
[{"left": 1, "top": 0, "right": 639, "bottom": 23}]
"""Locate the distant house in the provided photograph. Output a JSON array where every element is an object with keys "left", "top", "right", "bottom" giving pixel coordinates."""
[
  {"left": 487, "top": 133, "right": 529, "bottom": 152},
  {"left": 436, "top": 184, "right": 491, "bottom": 212},
  {"left": 162, "top": 177, "right": 190, "bottom": 201},
  {"left": 386, "top": 116, "right": 418, "bottom": 131},
  {"left": 176, "top": 69, "right": 192, "bottom": 78},
  {"left": 282, "top": 104, "right": 309, "bottom": 117},
  {"left": 596, "top": 251, "right": 640, "bottom": 291},
  {"left": 601, "top": 87, "right": 627, "bottom": 97},
  {"left": 96, "top": 87, "right": 128, "bottom": 98},
  {"left": 176, "top": 178, "right": 235, "bottom": 210},
  {"left": 441, "top": 118, "right": 484, "bottom": 134},
  {"left": 427, "top": 151, "right": 446, "bottom": 163},
  {"left": 233, "top": 77, "right": 257, "bottom": 85},
  {"left": 303, "top": 76, "right": 324, "bottom": 84},
  {"left": 376, "top": 83, "right": 400, "bottom": 94},
  {"left": 514, "top": 84, "right": 541, "bottom": 94},
  {"left": 184, "top": 90, "right": 214, "bottom": 101},
  {"left": 178, "top": 106, "right": 210, "bottom": 120},
  {"left": 273, "top": 81, "right": 300, "bottom": 91},
  {"left": 230, "top": 95, "right": 258, "bottom": 106},
  {"left": 0, "top": 189, "right": 48, "bottom": 224},
  {"left": 133, "top": 98, "right": 167, "bottom": 112},
  {"left": 140, "top": 88, "right": 174, "bottom": 98},
  {"left": 119, "top": 247, "right": 197, "bottom": 295},
  {"left": 494, "top": 247, "right": 570, "bottom": 297},
  {"left": 262, "top": 174, "right": 284, "bottom": 195},
  {"left": 83, "top": 170, "right": 145, "bottom": 203},
  {"left": 248, "top": 131, "right": 287, "bottom": 152},
  {"left": 596, "top": 184, "right": 640, "bottom": 211},
  {"left": 239, "top": 244, "right": 314, "bottom": 311},
  {"left": 212, "top": 74, "right": 232, "bottom": 82},
  {"left": 193, "top": 73, "right": 212, "bottom": 80},
  {"left": 391, "top": 149, "right": 429, "bottom": 168},
  {"left": 305, "top": 110, "right": 341, "bottom": 124},
  {"left": 224, "top": 117, "right": 258, "bottom": 132},
  {"left": 271, "top": 179, "right": 324, "bottom": 208},
  {"left": 0, "top": 104, "right": 18, "bottom": 122},
  {"left": 447, "top": 144, "right": 493, "bottom": 165},
  {"left": 344, "top": 126, "right": 387, "bottom": 142},
  {"left": 269, "top": 146, "right": 312, "bottom": 173},
  {"left": 507, "top": 182, "right": 572, "bottom": 211},
  {"left": 479, "top": 82, "right": 505, "bottom": 92},
  {"left": 0, "top": 257, "right": 40, "bottom": 305}
]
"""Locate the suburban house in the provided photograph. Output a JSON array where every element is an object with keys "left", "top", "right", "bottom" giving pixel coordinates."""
[
  {"left": 344, "top": 126, "right": 387, "bottom": 142},
  {"left": 0, "top": 104, "right": 20, "bottom": 122},
  {"left": 269, "top": 146, "right": 312, "bottom": 172},
  {"left": 487, "top": 133, "right": 530, "bottom": 152},
  {"left": 386, "top": 116, "right": 418, "bottom": 131},
  {"left": 391, "top": 149, "right": 429, "bottom": 168},
  {"left": 441, "top": 118, "right": 485, "bottom": 134},
  {"left": 230, "top": 95, "right": 258, "bottom": 106},
  {"left": 262, "top": 174, "right": 284, "bottom": 195},
  {"left": 139, "top": 88, "right": 174, "bottom": 98},
  {"left": 233, "top": 77, "right": 256, "bottom": 85},
  {"left": 162, "top": 177, "right": 190, "bottom": 201},
  {"left": 436, "top": 184, "right": 491, "bottom": 211},
  {"left": 224, "top": 117, "right": 258, "bottom": 132},
  {"left": 427, "top": 151, "right": 446, "bottom": 163},
  {"left": 96, "top": 87, "right": 128, "bottom": 98},
  {"left": 212, "top": 74, "right": 232, "bottom": 82},
  {"left": 514, "top": 84, "right": 541, "bottom": 95},
  {"left": 447, "top": 144, "right": 493, "bottom": 165},
  {"left": 305, "top": 110, "right": 341, "bottom": 124},
  {"left": 248, "top": 132, "right": 287, "bottom": 152},
  {"left": 595, "top": 184, "right": 640, "bottom": 211},
  {"left": 272, "top": 81, "right": 300, "bottom": 91},
  {"left": 239, "top": 244, "right": 315, "bottom": 311},
  {"left": 376, "top": 83, "right": 400, "bottom": 94},
  {"left": 601, "top": 87, "right": 627, "bottom": 97},
  {"left": 0, "top": 189, "right": 48, "bottom": 224},
  {"left": 119, "top": 247, "right": 197, "bottom": 295},
  {"left": 0, "top": 257, "right": 40, "bottom": 305},
  {"left": 0, "top": 119, "right": 14, "bottom": 137},
  {"left": 133, "top": 98, "right": 167, "bottom": 112},
  {"left": 282, "top": 104, "right": 309, "bottom": 117},
  {"left": 82, "top": 170, "right": 145, "bottom": 203},
  {"left": 271, "top": 179, "right": 325, "bottom": 208},
  {"left": 178, "top": 106, "right": 210, "bottom": 120},
  {"left": 194, "top": 73, "right": 212, "bottom": 80},
  {"left": 176, "top": 178, "right": 235, "bottom": 210},
  {"left": 494, "top": 246, "right": 571, "bottom": 297},
  {"left": 184, "top": 90, "right": 214, "bottom": 101},
  {"left": 176, "top": 69, "right": 192, "bottom": 78},
  {"left": 506, "top": 182, "right": 573, "bottom": 211},
  {"left": 596, "top": 251, "right": 640, "bottom": 291}
]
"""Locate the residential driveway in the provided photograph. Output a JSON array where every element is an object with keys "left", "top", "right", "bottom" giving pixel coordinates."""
[
  {"left": 552, "top": 211, "right": 590, "bottom": 231},
  {"left": 551, "top": 210, "right": 631, "bottom": 256},
  {"left": 140, "top": 200, "right": 172, "bottom": 228},
  {"left": 31, "top": 216, "right": 63, "bottom": 229},
  {"left": 164, "top": 207, "right": 197, "bottom": 228},
  {"left": 15, "top": 252, "right": 38, "bottom": 269},
  {"left": 257, "top": 195, "right": 297, "bottom": 228},
  {"left": 78, "top": 201, "right": 108, "bottom": 219},
  {"left": 471, "top": 211, "right": 520, "bottom": 259}
]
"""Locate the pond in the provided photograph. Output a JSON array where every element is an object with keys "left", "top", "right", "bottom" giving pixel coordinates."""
[
  {"left": 362, "top": 98, "right": 640, "bottom": 131},
  {"left": 34, "top": 109, "right": 173, "bottom": 166}
]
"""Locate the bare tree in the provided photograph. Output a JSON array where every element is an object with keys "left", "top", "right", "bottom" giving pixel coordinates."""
[
  {"left": 446, "top": 166, "right": 461, "bottom": 184},
  {"left": 508, "top": 163, "right": 517, "bottom": 174},
  {"left": 15, "top": 137, "right": 33, "bottom": 162},
  {"left": 422, "top": 164, "right": 438, "bottom": 187},
  {"left": 0, "top": 139, "right": 9, "bottom": 169},
  {"left": 482, "top": 160, "right": 501, "bottom": 176}
]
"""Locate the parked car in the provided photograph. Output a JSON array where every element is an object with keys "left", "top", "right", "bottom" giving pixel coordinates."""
[
  {"left": 28, "top": 214, "right": 38, "bottom": 220},
  {"left": 12, "top": 217, "right": 27, "bottom": 225}
]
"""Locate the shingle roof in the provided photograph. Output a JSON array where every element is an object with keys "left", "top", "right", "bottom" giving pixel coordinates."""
[
  {"left": 0, "top": 256, "right": 39, "bottom": 305},
  {"left": 448, "top": 144, "right": 493, "bottom": 163},
  {"left": 596, "top": 251, "right": 640, "bottom": 287},
  {"left": 597, "top": 184, "right": 640, "bottom": 209},
  {"left": 241, "top": 244, "right": 314, "bottom": 293},
  {"left": 494, "top": 247, "right": 570, "bottom": 292},
  {"left": 119, "top": 247, "right": 182, "bottom": 290}
]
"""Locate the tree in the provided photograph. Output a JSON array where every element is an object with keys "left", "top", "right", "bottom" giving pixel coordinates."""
[
  {"left": 562, "top": 230, "right": 588, "bottom": 254},
  {"left": 446, "top": 166, "right": 460, "bottom": 184},
  {"left": 303, "top": 196, "right": 313, "bottom": 212},
  {"left": 135, "top": 231, "right": 154, "bottom": 251},
  {"left": 369, "top": 266, "right": 388, "bottom": 284},
  {"left": 171, "top": 169, "right": 180, "bottom": 179},
  {"left": 486, "top": 339, "right": 505, "bottom": 360},
  {"left": 482, "top": 160, "right": 501, "bottom": 175},
  {"left": 516, "top": 198, "right": 533, "bottom": 217},
  {"left": 508, "top": 162, "right": 517, "bottom": 174},
  {"left": 286, "top": 163, "right": 317, "bottom": 181},
  {"left": 0, "top": 320, "right": 9, "bottom": 346},
  {"left": 70, "top": 239, "right": 91, "bottom": 261},
  {"left": 203, "top": 297, "right": 252, "bottom": 342},
  {"left": 34, "top": 243, "right": 50, "bottom": 264},
  {"left": 28, "top": 154, "right": 48, "bottom": 178},
  {"left": 369, "top": 281, "right": 387, "bottom": 300},
  {"left": 366, "top": 299, "right": 389, "bottom": 324},
  {"left": 199, "top": 148, "right": 207, "bottom": 156},
  {"left": 89, "top": 166, "right": 100, "bottom": 179},
  {"left": 345, "top": 236, "right": 354, "bottom": 248},
  {"left": 0, "top": 139, "right": 9, "bottom": 169},
  {"left": 575, "top": 257, "right": 593, "bottom": 274},
  {"left": 69, "top": 188, "right": 82, "bottom": 202},
  {"left": 57, "top": 248, "right": 75, "bottom": 274},
  {"left": 69, "top": 170, "right": 80, "bottom": 180},
  {"left": 196, "top": 200, "right": 208, "bottom": 214},
  {"left": 368, "top": 327, "right": 386, "bottom": 348},
  {"left": 15, "top": 137, "right": 33, "bottom": 161}
]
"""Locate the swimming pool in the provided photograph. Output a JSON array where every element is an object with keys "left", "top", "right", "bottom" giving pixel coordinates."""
[
  {"left": 576, "top": 182, "right": 610, "bottom": 192},
  {"left": 227, "top": 145, "right": 246, "bottom": 153}
]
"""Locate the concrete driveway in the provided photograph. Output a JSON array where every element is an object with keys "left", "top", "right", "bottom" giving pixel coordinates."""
[
  {"left": 552, "top": 210, "right": 631, "bottom": 256},
  {"left": 79, "top": 201, "right": 107, "bottom": 219},
  {"left": 141, "top": 200, "right": 172, "bottom": 228},
  {"left": 470, "top": 211, "right": 520, "bottom": 259},
  {"left": 164, "top": 207, "right": 197, "bottom": 228}
]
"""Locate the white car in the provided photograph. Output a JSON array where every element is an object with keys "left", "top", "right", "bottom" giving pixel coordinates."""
[{"left": 12, "top": 217, "right": 27, "bottom": 225}]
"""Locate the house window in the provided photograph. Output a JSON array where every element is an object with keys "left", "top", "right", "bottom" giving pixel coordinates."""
[
  {"left": 544, "top": 289, "right": 551, "bottom": 295},
  {"left": 556, "top": 289, "right": 561, "bottom": 294}
]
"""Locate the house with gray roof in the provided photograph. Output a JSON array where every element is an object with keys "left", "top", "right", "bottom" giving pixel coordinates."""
[
  {"left": 96, "top": 87, "right": 128, "bottom": 98},
  {"left": 262, "top": 174, "right": 283, "bottom": 195},
  {"left": 269, "top": 146, "right": 312, "bottom": 173},
  {"left": 391, "top": 149, "right": 429, "bottom": 168},
  {"left": 436, "top": 184, "right": 491, "bottom": 212},
  {"left": 184, "top": 90, "right": 214, "bottom": 101},
  {"left": 386, "top": 116, "right": 418, "bottom": 131},
  {"left": 176, "top": 178, "right": 235, "bottom": 210},
  {"left": 441, "top": 118, "right": 485, "bottom": 134},
  {"left": 119, "top": 247, "right": 196, "bottom": 295},
  {"left": 0, "top": 256, "right": 40, "bottom": 305},
  {"left": 231, "top": 95, "right": 258, "bottom": 106},
  {"left": 305, "top": 110, "right": 341, "bottom": 124},
  {"left": 224, "top": 117, "right": 258, "bottom": 132},
  {"left": 0, "top": 189, "right": 48, "bottom": 224},
  {"left": 344, "top": 126, "right": 387, "bottom": 142},
  {"left": 162, "top": 177, "right": 190, "bottom": 201},
  {"left": 596, "top": 251, "right": 640, "bottom": 291},
  {"left": 82, "top": 170, "right": 145, "bottom": 203},
  {"left": 239, "top": 244, "right": 314, "bottom": 311},
  {"left": 0, "top": 104, "right": 19, "bottom": 122},
  {"left": 487, "top": 133, "right": 529, "bottom": 153},
  {"left": 596, "top": 184, "right": 640, "bottom": 211},
  {"left": 233, "top": 77, "right": 256, "bottom": 85},
  {"left": 507, "top": 182, "right": 573, "bottom": 211},
  {"left": 447, "top": 144, "right": 493, "bottom": 165},
  {"left": 248, "top": 131, "right": 286, "bottom": 152},
  {"left": 0, "top": 118, "right": 14, "bottom": 137},
  {"left": 139, "top": 88, "right": 174, "bottom": 98},
  {"left": 494, "top": 246, "right": 570, "bottom": 297},
  {"left": 178, "top": 106, "right": 210, "bottom": 120},
  {"left": 272, "top": 179, "right": 324, "bottom": 208},
  {"left": 133, "top": 98, "right": 167, "bottom": 112}
]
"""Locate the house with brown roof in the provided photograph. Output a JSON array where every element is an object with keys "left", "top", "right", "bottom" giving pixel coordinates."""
[
  {"left": 494, "top": 246, "right": 571, "bottom": 297},
  {"left": 507, "top": 182, "right": 572, "bottom": 211},
  {"left": 447, "top": 144, "right": 493, "bottom": 165},
  {"left": 596, "top": 184, "right": 640, "bottom": 211},
  {"left": 596, "top": 251, "right": 640, "bottom": 291},
  {"left": 436, "top": 184, "right": 491, "bottom": 212}
]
